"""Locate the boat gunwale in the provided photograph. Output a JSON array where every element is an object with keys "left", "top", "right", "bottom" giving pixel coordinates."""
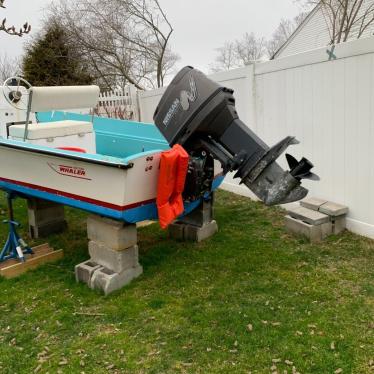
[{"left": 0, "top": 140, "right": 134, "bottom": 170}]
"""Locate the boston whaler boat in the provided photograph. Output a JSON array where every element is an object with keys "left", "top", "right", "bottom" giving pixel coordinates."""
[
  {"left": 0, "top": 69, "right": 318, "bottom": 226},
  {"left": 0, "top": 79, "right": 214, "bottom": 224}
]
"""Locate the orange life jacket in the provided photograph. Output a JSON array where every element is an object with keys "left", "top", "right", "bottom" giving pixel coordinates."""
[{"left": 157, "top": 144, "right": 189, "bottom": 229}]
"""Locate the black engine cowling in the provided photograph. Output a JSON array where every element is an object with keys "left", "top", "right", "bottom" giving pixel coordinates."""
[{"left": 154, "top": 66, "right": 318, "bottom": 205}]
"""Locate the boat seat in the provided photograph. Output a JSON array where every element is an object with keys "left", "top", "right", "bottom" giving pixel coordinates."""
[{"left": 9, "top": 120, "right": 93, "bottom": 140}]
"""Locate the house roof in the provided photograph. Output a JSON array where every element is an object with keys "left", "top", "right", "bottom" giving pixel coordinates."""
[{"left": 271, "top": 4, "right": 321, "bottom": 60}]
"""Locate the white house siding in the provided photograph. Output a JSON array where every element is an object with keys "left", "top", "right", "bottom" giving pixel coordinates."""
[{"left": 276, "top": 0, "right": 374, "bottom": 59}]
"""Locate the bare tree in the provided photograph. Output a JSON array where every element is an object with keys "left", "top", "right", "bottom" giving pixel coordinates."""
[
  {"left": 267, "top": 13, "right": 307, "bottom": 58},
  {"left": 298, "top": 0, "right": 374, "bottom": 44},
  {"left": 210, "top": 42, "right": 239, "bottom": 73},
  {"left": 0, "top": 54, "right": 20, "bottom": 83},
  {"left": 49, "top": 0, "right": 179, "bottom": 90},
  {"left": 235, "top": 32, "right": 266, "bottom": 65},
  {"left": 210, "top": 33, "right": 266, "bottom": 73},
  {"left": 0, "top": 0, "right": 31, "bottom": 37}
]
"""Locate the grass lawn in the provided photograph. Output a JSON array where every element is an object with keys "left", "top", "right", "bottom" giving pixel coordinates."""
[{"left": 0, "top": 190, "right": 372, "bottom": 374}]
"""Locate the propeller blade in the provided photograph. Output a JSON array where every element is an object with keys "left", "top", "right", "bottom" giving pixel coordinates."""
[
  {"left": 286, "top": 155, "right": 319, "bottom": 182},
  {"left": 298, "top": 172, "right": 320, "bottom": 181},
  {"left": 286, "top": 153, "right": 300, "bottom": 170}
]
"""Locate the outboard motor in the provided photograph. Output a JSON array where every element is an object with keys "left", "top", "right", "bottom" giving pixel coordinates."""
[{"left": 154, "top": 66, "right": 318, "bottom": 206}]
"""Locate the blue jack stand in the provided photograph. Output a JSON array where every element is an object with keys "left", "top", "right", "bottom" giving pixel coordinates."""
[{"left": 0, "top": 193, "right": 33, "bottom": 263}]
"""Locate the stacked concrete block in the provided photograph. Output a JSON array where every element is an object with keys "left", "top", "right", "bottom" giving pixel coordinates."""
[
  {"left": 285, "top": 211, "right": 332, "bottom": 243},
  {"left": 88, "top": 241, "right": 139, "bottom": 274},
  {"left": 168, "top": 197, "right": 218, "bottom": 242},
  {"left": 75, "top": 260, "right": 102, "bottom": 285},
  {"left": 169, "top": 220, "right": 218, "bottom": 242},
  {"left": 317, "top": 202, "right": 348, "bottom": 235},
  {"left": 301, "top": 199, "right": 348, "bottom": 235},
  {"left": 90, "top": 266, "right": 143, "bottom": 296},
  {"left": 27, "top": 198, "right": 67, "bottom": 239},
  {"left": 75, "top": 215, "right": 142, "bottom": 295},
  {"left": 285, "top": 198, "right": 349, "bottom": 242}
]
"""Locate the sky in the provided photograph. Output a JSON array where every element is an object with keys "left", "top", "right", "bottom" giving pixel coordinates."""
[{"left": 0, "top": 0, "right": 302, "bottom": 73}]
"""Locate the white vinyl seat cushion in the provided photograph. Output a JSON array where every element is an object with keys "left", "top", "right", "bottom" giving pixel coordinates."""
[
  {"left": 9, "top": 120, "right": 93, "bottom": 140},
  {"left": 30, "top": 86, "right": 100, "bottom": 112}
]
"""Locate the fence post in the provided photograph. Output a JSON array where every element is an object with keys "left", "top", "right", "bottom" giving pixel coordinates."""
[{"left": 129, "top": 84, "right": 141, "bottom": 122}]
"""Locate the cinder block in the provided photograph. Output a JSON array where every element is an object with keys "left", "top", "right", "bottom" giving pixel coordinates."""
[
  {"left": 87, "top": 215, "right": 137, "bottom": 250},
  {"left": 332, "top": 216, "right": 346, "bottom": 235},
  {"left": 29, "top": 220, "right": 67, "bottom": 239},
  {"left": 27, "top": 205, "right": 65, "bottom": 227},
  {"left": 319, "top": 202, "right": 348, "bottom": 217},
  {"left": 321, "top": 221, "right": 333, "bottom": 239},
  {"left": 169, "top": 220, "right": 218, "bottom": 242},
  {"left": 179, "top": 198, "right": 214, "bottom": 227},
  {"left": 88, "top": 241, "right": 139, "bottom": 274},
  {"left": 184, "top": 220, "right": 218, "bottom": 242},
  {"left": 90, "top": 265, "right": 143, "bottom": 295},
  {"left": 300, "top": 198, "right": 328, "bottom": 211},
  {"left": 75, "top": 260, "right": 103, "bottom": 284},
  {"left": 285, "top": 215, "right": 324, "bottom": 243},
  {"left": 168, "top": 222, "right": 185, "bottom": 240},
  {"left": 287, "top": 206, "right": 330, "bottom": 225},
  {"left": 27, "top": 198, "right": 66, "bottom": 239}
]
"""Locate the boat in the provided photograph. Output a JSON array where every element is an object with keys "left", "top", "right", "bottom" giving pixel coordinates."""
[
  {"left": 0, "top": 69, "right": 317, "bottom": 226},
  {"left": 0, "top": 111, "right": 224, "bottom": 223}
]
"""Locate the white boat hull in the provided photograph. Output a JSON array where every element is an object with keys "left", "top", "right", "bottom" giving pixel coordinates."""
[{"left": 0, "top": 140, "right": 224, "bottom": 223}]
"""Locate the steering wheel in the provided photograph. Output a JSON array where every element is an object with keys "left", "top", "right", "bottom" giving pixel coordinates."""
[{"left": 2, "top": 77, "right": 33, "bottom": 111}]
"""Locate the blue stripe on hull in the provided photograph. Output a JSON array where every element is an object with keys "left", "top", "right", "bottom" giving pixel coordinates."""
[{"left": 0, "top": 176, "right": 224, "bottom": 223}]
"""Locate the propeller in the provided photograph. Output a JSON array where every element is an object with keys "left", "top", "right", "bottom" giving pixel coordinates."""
[{"left": 286, "top": 154, "right": 320, "bottom": 181}]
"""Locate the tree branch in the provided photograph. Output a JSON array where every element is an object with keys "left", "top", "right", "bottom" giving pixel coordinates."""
[{"left": 0, "top": 0, "right": 31, "bottom": 36}]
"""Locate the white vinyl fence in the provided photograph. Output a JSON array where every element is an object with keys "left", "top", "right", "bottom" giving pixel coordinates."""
[
  {"left": 253, "top": 37, "right": 374, "bottom": 238},
  {"left": 137, "top": 36, "right": 374, "bottom": 239},
  {"left": 96, "top": 86, "right": 139, "bottom": 121}
]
